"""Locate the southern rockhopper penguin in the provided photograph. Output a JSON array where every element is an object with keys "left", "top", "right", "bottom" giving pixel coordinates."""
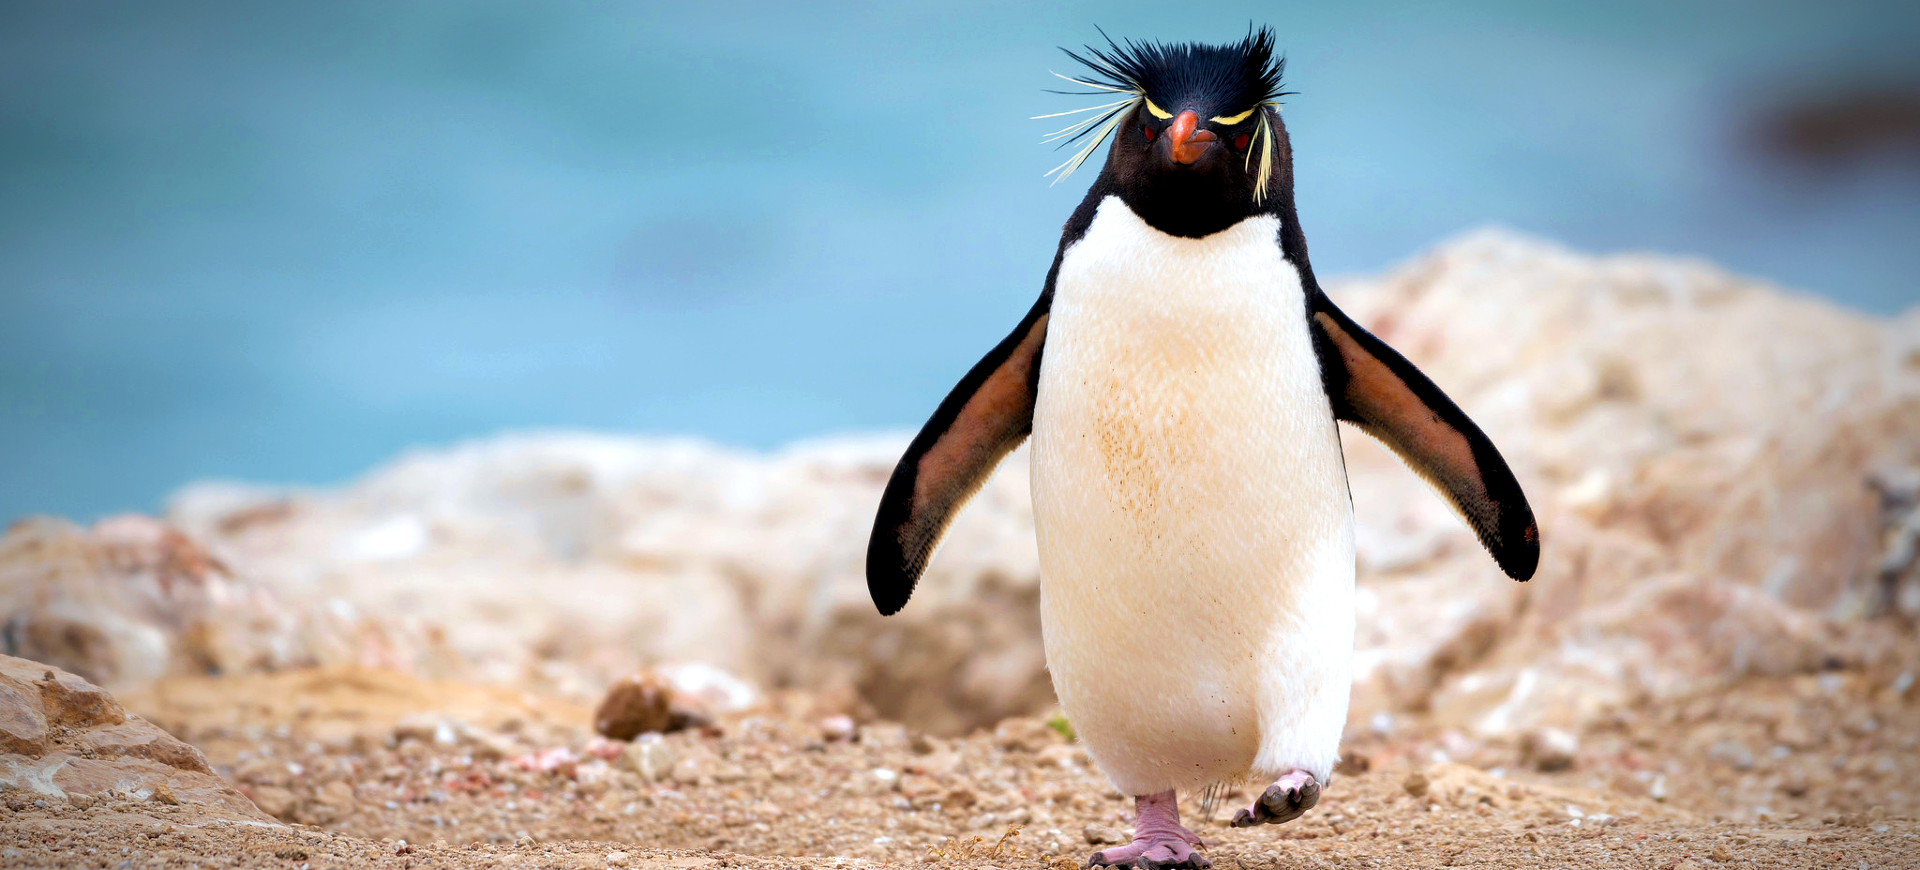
[{"left": 866, "top": 28, "right": 1538, "bottom": 869}]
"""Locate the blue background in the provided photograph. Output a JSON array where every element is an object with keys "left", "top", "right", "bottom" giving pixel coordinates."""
[{"left": 4, "top": 1, "right": 1918, "bottom": 522}]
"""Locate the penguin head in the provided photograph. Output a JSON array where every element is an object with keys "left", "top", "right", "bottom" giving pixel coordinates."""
[{"left": 1044, "top": 28, "right": 1294, "bottom": 238}]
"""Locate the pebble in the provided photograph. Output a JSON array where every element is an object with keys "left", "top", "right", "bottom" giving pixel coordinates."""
[
  {"left": 820, "top": 715, "right": 856, "bottom": 742},
  {"left": 1520, "top": 727, "right": 1578, "bottom": 772},
  {"left": 617, "top": 734, "right": 677, "bottom": 782},
  {"left": 1083, "top": 824, "right": 1121, "bottom": 845},
  {"left": 593, "top": 674, "right": 674, "bottom": 741}
]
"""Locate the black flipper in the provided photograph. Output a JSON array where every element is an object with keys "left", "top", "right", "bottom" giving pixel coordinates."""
[
  {"left": 866, "top": 296, "right": 1051, "bottom": 615},
  {"left": 1310, "top": 290, "right": 1539, "bottom": 580}
]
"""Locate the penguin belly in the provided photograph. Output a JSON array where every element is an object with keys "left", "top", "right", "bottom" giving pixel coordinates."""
[{"left": 1031, "top": 197, "right": 1356, "bottom": 795}]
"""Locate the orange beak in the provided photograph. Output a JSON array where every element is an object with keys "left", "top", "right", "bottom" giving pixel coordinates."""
[{"left": 1166, "top": 110, "right": 1217, "bottom": 164}]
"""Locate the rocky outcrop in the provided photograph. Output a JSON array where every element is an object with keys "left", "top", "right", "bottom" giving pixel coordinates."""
[
  {"left": 76, "top": 229, "right": 1908, "bottom": 737},
  {"left": 0, "top": 654, "right": 266, "bottom": 818},
  {"left": 154, "top": 434, "right": 1045, "bottom": 732},
  {"left": 0, "top": 514, "right": 456, "bottom": 692},
  {"left": 1332, "top": 231, "right": 1920, "bottom": 733}
]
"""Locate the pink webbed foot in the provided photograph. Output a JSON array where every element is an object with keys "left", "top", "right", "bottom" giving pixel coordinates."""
[
  {"left": 1229, "top": 769, "right": 1321, "bottom": 827},
  {"left": 1087, "top": 790, "right": 1209, "bottom": 869}
]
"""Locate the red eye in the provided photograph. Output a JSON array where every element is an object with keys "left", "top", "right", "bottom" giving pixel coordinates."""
[
  {"left": 1143, "top": 125, "right": 1156, "bottom": 142},
  {"left": 1233, "top": 132, "right": 1251, "bottom": 150}
]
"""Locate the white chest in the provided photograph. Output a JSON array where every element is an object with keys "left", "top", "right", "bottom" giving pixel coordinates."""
[
  {"left": 1031, "top": 197, "right": 1348, "bottom": 571},
  {"left": 1027, "top": 197, "right": 1357, "bottom": 793}
]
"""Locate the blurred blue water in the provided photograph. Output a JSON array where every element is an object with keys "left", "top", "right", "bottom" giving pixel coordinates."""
[{"left": 3, "top": 1, "right": 1918, "bottom": 522}]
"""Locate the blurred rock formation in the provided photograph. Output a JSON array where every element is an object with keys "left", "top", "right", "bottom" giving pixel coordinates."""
[
  {"left": 5, "top": 229, "right": 1911, "bottom": 740},
  {"left": 0, "top": 514, "right": 457, "bottom": 690}
]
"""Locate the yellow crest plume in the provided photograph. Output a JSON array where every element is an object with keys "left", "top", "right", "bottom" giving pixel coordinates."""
[
  {"left": 1033, "top": 71, "right": 1140, "bottom": 186},
  {"left": 1246, "top": 103, "right": 1280, "bottom": 203}
]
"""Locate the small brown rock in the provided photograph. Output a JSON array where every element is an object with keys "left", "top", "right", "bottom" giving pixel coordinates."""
[
  {"left": 1519, "top": 727, "right": 1578, "bottom": 772},
  {"left": 593, "top": 674, "right": 674, "bottom": 741},
  {"left": 1083, "top": 823, "right": 1122, "bottom": 845},
  {"left": 150, "top": 782, "right": 180, "bottom": 805},
  {"left": 1403, "top": 769, "right": 1431, "bottom": 799},
  {"left": 1336, "top": 748, "right": 1372, "bottom": 775}
]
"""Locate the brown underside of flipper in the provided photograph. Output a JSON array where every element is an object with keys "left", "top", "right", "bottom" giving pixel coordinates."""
[
  {"left": 1310, "top": 292, "right": 1539, "bottom": 580},
  {"left": 866, "top": 302, "right": 1050, "bottom": 615}
]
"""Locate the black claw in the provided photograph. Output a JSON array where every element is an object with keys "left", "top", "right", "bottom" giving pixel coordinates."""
[
  {"left": 1238, "top": 777, "right": 1322, "bottom": 826},
  {"left": 1138, "top": 858, "right": 1209, "bottom": 870},
  {"left": 1089, "top": 851, "right": 1210, "bottom": 870}
]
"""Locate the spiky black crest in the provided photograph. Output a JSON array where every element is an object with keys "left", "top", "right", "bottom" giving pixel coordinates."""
[
  {"left": 1064, "top": 26, "right": 1290, "bottom": 119},
  {"left": 1038, "top": 26, "right": 1294, "bottom": 197}
]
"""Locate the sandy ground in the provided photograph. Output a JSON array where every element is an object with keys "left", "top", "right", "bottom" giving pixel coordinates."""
[{"left": 5, "top": 656, "right": 1918, "bottom": 870}]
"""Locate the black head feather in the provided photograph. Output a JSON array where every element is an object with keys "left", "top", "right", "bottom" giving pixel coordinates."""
[{"left": 1062, "top": 26, "right": 1292, "bottom": 119}]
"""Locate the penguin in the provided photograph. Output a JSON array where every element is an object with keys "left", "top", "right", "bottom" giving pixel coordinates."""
[{"left": 866, "top": 28, "right": 1537, "bottom": 869}]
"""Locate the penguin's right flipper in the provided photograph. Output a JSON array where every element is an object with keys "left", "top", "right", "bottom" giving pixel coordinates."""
[
  {"left": 867, "top": 298, "right": 1050, "bottom": 615},
  {"left": 1309, "top": 291, "right": 1539, "bottom": 581}
]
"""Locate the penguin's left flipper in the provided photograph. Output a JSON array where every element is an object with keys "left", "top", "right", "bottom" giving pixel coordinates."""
[
  {"left": 867, "top": 297, "right": 1050, "bottom": 616},
  {"left": 1310, "top": 291, "right": 1540, "bottom": 580}
]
